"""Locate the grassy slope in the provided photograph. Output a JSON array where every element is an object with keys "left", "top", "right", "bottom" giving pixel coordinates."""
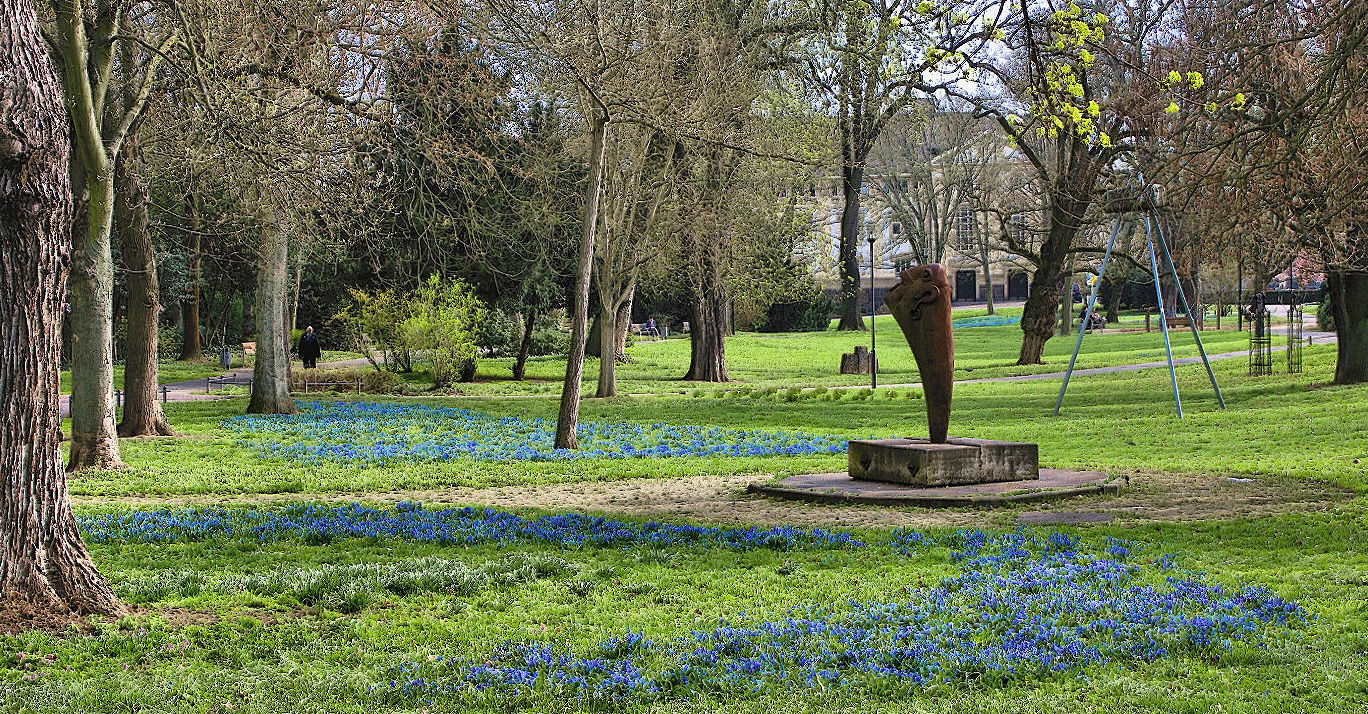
[
  {"left": 10, "top": 318, "right": 1367, "bottom": 713},
  {"left": 72, "top": 341, "right": 1366, "bottom": 497},
  {"left": 457, "top": 309, "right": 1270, "bottom": 396},
  {"left": 3, "top": 508, "right": 1366, "bottom": 713}
]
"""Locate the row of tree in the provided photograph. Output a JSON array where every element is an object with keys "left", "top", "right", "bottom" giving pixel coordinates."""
[{"left": 35, "top": 0, "right": 1368, "bottom": 477}]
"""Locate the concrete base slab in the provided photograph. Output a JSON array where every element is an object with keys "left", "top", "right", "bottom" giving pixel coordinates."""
[
  {"left": 848, "top": 437, "right": 1039, "bottom": 486},
  {"left": 748, "top": 469, "right": 1125, "bottom": 509}
]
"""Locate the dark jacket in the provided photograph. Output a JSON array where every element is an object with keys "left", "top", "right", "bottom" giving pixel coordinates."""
[{"left": 299, "top": 332, "right": 321, "bottom": 360}]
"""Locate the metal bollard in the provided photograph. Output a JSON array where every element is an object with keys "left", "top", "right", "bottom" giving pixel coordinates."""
[
  {"left": 114, "top": 389, "right": 121, "bottom": 408},
  {"left": 161, "top": 385, "right": 168, "bottom": 403}
]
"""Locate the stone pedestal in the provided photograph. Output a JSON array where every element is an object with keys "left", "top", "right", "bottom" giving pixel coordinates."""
[{"left": 848, "top": 437, "right": 1039, "bottom": 486}]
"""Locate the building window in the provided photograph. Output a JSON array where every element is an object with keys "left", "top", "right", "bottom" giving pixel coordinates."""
[
  {"left": 955, "top": 208, "right": 977, "bottom": 252},
  {"left": 890, "top": 222, "right": 901, "bottom": 236},
  {"left": 1011, "top": 213, "right": 1029, "bottom": 246}
]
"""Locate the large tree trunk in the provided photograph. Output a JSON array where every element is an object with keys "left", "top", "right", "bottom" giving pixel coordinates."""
[
  {"left": 555, "top": 108, "right": 607, "bottom": 449},
  {"left": 1328, "top": 269, "right": 1368, "bottom": 385},
  {"left": 680, "top": 145, "right": 733, "bottom": 381},
  {"left": 836, "top": 164, "right": 866, "bottom": 331},
  {"left": 66, "top": 156, "right": 125, "bottom": 470},
  {"left": 594, "top": 303, "right": 617, "bottom": 398},
  {"left": 1017, "top": 189, "right": 1090, "bottom": 365},
  {"left": 177, "top": 193, "right": 202, "bottom": 360},
  {"left": 0, "top": 0, "right": 123, "bottom": 617},
  {"left": 684, "top": 282, "right": 730, "bottom": 382},
  {"left": 246, "top": 211, "right": 296, "bottom": 415},
  {"left": 115, "top": 143, "right": 173, "bottom": 437},
  {"left": 513, "top": 309, "right": 535, "bottom": 381}
]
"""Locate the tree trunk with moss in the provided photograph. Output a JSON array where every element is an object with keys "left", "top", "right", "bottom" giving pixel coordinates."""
[{"left": 0, "top": 0, "right": 124, "bottom": 617}]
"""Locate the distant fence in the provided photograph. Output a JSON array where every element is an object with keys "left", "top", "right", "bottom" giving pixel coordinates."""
[
  {"left": 1259, "top": 289, "right": 1324, "bottom": 306},
  {"left": 206, "top": 375, "right": 253, "bottom": 394}
]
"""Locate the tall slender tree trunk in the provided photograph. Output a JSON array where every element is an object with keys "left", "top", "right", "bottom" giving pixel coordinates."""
[
  {"left": 115, "top": 142, "right": 172, "bottom": 437},
  {"left": 289, "top": 244, "right": 303, "bottom": 334},
  {"left": 1328, "top": 269, "right": 1368, "bottom": 385},
  {"left": 513, "top": 309, "right": 536, "bottom": 381},
  {"left": 837, "top": 164, "right": 866, "bottom": 331},
  {"left": 614, "top": 288, "right": 633, "bottom": 357},
  {"left": 240, "top": 286, "right": 255, "bottom": 341},
  {"left": 555, "top": 108, "right": 607, "bottom": 449},
  {"left": 66, "top": 157, "right": 125, "bottom": 471},
  {"left": 246, "top": 208, "right": 296, "bottom": 415},
  {"left": 178, "top": 192, "right": 202, "bottom": 360},
  {"left": 0, "top": 0, "right": 123, "bottom": 616},
  {"left": 595, "top": 303, "right": 618, "bottom": 398}
]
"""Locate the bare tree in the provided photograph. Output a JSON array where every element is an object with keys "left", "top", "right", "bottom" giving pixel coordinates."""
[
  {"left": 47, "top": 0, "right": 178, "bottom": 468},
  {"left": 802, "top": 0, "right": 1000, "bottom": 330},
  {"left": 1, "top": 0, "right": 123, "bottom": 618},
  {"left": 1171, "top": 2, "right": 1368, "bottom": 383}
]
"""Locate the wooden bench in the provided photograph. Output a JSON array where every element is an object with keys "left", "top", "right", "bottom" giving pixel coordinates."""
[{"left": 242, "top": 341, "right": 256, "bottom": 367}]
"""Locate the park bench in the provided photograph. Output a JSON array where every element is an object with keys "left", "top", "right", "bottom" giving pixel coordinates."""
[
  {"left": 242, "top": 341, "right": 256, "bottom": 367},
  {"left": 205, "top": 375, "right": 253, "bottom": 394},
  {"left": 300, "top": 379, "right": 364, "bottom": 393}
]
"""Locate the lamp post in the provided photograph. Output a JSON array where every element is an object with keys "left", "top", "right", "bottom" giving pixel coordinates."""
[{"left": 867, "top": 229, "right": 877, "bottom": 389}]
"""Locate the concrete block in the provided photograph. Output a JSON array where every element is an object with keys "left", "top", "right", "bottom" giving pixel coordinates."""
[{"left": 848, "top": 437, "right": 1039, "bottom": 487}]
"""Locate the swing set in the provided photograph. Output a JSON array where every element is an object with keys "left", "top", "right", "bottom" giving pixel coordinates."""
[{"left": 1054, "top": 183, "right": 1226, "bottom": 418}]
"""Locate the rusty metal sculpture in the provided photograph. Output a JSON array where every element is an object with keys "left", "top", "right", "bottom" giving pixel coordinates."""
[{"left": 884, "top": 264, "right": 953, "bottom": 443}]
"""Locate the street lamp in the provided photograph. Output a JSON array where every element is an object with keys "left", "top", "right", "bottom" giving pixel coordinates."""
[{"left": 867, "top": 229, "right": 878, "bottom": 389}]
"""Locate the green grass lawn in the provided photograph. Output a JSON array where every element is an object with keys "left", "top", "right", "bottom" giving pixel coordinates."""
[
  {"left": 10, "top": 319, "right": 1367, "bottom": 713},
  {"left": 450, "top": 307, "right": 1273, "bottom": 396}
]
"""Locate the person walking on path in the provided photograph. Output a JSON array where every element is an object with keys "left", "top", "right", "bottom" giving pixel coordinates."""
[{"left": 299, "top": 326, "right": 321, "bottom": 369}]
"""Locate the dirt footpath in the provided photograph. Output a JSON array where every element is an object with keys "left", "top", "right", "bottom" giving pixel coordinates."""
[{"left": 75, "top": 468, "right": 1355, "bottom": 529}]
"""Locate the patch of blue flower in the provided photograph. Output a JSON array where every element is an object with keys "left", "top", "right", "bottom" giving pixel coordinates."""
[
  {"left": 222, "top": 401, "right": 850, "bottom": 464},
  {"left": 77, "top": 502, "right": 863, "bottom": 552},
  {"left": 953, "top": 315, "right": 1021, "bottom": 328},
  {"left": 382, "top": 529, "right": 1307, "bottom": 704}
]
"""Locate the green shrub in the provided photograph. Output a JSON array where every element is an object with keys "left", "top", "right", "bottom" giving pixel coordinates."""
[
  {"left": 476, "top": 308, "right": 518, "bottom": 356},
  {"left": 1319, "top": 292, "right": 1336, "bottom": 331},
  {"left": 402, "top": 276, "right": 484, "bottom": 388},
  {"left": 157, "top": 324, "right": 184, "bottom": 360},
  {"left": 334, "top": 287, "right": 415, "bottom": 372}
]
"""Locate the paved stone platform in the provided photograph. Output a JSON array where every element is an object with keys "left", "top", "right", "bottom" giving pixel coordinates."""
[{"left": 748, "top": 469, "right": 1126, "bottom": 508}]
